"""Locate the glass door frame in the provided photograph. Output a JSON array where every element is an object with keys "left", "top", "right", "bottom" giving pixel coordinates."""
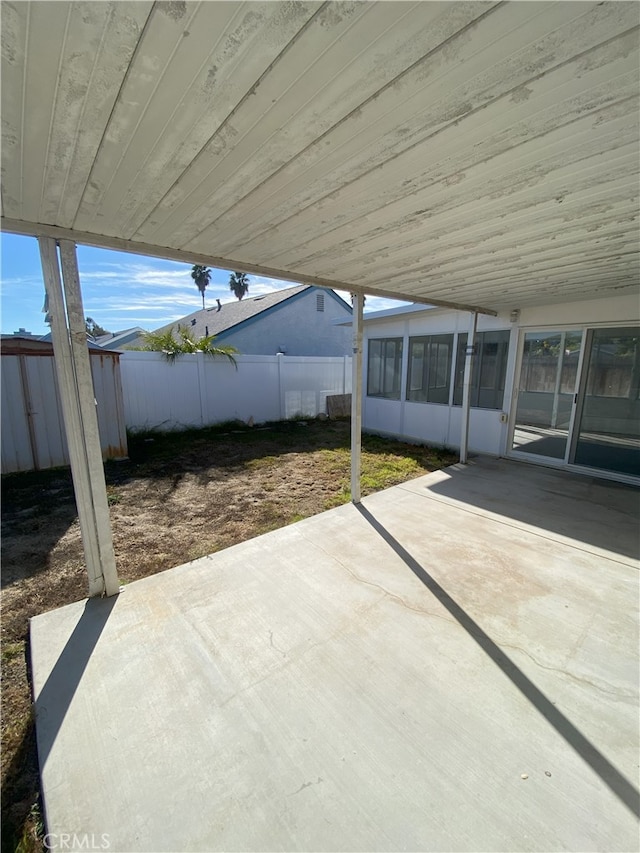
[
  {"left": 506, "top": 325, "right": 587, "bottom": 468},
  {"left": 506, "top": 322, "right": 640, "bottom": 486},
  {"left": 566, "top": 327, "right": 593, "bottom": 467}
]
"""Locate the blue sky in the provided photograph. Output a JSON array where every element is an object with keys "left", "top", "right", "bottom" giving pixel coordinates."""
[{"left": 1, "top": 233, "right": 404, "bottom": 336}]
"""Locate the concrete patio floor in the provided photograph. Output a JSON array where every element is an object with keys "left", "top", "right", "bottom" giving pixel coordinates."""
[{"left": 31, "top": 458, "right": 639, "bottom": 852}]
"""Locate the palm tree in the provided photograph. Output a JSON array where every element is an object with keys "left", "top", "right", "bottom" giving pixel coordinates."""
[
  {"left": 140, "top": 326, "right": 238, "bottom": 365},
  {"left": 191, "top": 265, "right": 211, "bottom": 308},
  {"left": 229, "top": 271, "right": 250, "bottom": 301}
]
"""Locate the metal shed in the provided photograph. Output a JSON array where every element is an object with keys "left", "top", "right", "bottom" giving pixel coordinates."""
[{"left": 1, "top": 338, "right": 128, "bottom": 473}]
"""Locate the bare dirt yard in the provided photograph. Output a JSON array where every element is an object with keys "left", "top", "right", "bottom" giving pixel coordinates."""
[{"left": 1, "top": 418, "right": 456, "bottom": 851}]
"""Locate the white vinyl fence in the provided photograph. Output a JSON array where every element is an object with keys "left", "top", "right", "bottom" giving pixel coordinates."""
[{"left": 120, "top": 352, "right": 353, "bottom": 432}]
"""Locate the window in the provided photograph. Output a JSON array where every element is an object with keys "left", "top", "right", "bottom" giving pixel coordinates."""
[
  {"left": 519, "top": 332, "right": 582, "bottom": 394},
  {"left": 367, "top": 338, "right": 403, "bottom": 399},
  {"left": 407, "top": 335, "right": 454, "bottom": 404},
  {"left": 316, "top": 293, "right": 325, "bottom": 312},
  {"left": 585, "top": 329, "right": 640, "bottom": 399},
  {"left": 453, "top": 330, "right": 510, "bottom": 409}
]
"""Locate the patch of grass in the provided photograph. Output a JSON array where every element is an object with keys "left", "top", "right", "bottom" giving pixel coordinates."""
[
  {"left": 323, "top": 491, "right": 351, "bottom": 510},
  {"left": 361, "top": 452, "right": 423, "bottom": 491},
  {"left": 1, "top": 642, "right": 24, "bottom": 664},
  {"left": 106, "top": 486, "right": 122, "bottom": 506},
  {"left": 15, "top": 800, "right": 44, "bottom": 853},
  {"left": 244, "top": 455, "right": 278, "bottom": 471},
  {"left": 317, "top": 441, "right": 435, "bottom": 497}
]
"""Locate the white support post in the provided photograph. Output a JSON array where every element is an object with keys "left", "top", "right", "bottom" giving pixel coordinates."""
[
  {"left": 350, "top": 293, "right": 364, "bottom": 503},
  {"left": 38, "top": 237, "right": 119, "bottom": 597},
  {"left": 460, "top": 311, "right": 478, "bottom": 465}
]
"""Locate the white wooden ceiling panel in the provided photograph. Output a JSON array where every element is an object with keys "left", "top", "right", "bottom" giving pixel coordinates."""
[
  {"left": 321, "top": 160, "right": 638, "bottom": 285},
  {"left": 432, "top": 259, "right": 639, "bottom": 303},
  {"left": 259, "top": 113, "right": 638, "bottom": 272},
  {"left": 287, "top": 149, "right": 639, "bottom": 285},
  {"left": 5, "top": 2, "right": 70, "bottom": 224},
  {"left": 195, "top": 30, "right": 638, "bottom": 258},
  {"left": 39, "top": 2, "right": 152, "bottom": 228},
  {"left": 399, "top": 181, "right": 637, "bottom": 251},
  {"left": 381, "top": 237, "right": 635, "bottom": 292},
  {"left": 73, "top": 0, "right": 210, "bottom": 232},
  {"left": 115, "top": 1, "right": 323, "bottom": 239},
  {"left": 141, "top": 1, "right": 496, "bottom": 248},
  {"left": 352, "top": 237, "right": 640, "bottom": 303},
  {"left": 203, "top": 30, "right": 639, "bottom": 259},
  {"left": 1, "top": 1, "right": 638, "bottom": 312},
  {"left": 76, "top": 1, "right": 322, "bottom": 237},
  {"left": 182, "top": 1, "right": 596, "bottom": 255},
  {"left": 238, "top": 69, "right": 637, "bottom": 264},
  {"left": 0, "top": 1, "right": 27, "bottom": 218},
  {"left": 335, "top": 202, "right": 638, "bottom": 288}
]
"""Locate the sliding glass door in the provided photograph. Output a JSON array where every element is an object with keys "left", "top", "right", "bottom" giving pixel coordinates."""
[
  {"left": 511, "top": 331, "right": 583, "bottom": 462},
  {"left": 572, "top": 328, "right": 640, "bottom": 477},
  {"left": 510, "top": 326, "right": 640, "bottom": 479}
]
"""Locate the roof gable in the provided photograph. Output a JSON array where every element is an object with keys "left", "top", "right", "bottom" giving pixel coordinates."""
[{"left": 153, "top": 285, "right": 351, "bottom": 339}]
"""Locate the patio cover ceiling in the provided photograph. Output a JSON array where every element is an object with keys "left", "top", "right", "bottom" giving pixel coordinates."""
[{"left": 2, "top": 1, "right": 639, "bottom": 314}]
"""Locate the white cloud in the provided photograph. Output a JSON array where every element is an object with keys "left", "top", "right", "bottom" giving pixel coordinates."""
[{"left": 0, "top": 274, "right": 43, "bottom": 288}]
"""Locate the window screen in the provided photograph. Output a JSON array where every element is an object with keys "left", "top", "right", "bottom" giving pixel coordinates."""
[
  {"left": 407, "top": 335, "right": 454, "bottom": 404},
  {"left": 367, "top": 338, "right": 403, "bottom": 399},
  {"left": 453, "top": 330, "right": 510, "bottom": 409}
]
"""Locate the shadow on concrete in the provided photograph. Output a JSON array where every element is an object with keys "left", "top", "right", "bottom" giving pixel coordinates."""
[
  {"left": 356, "top": 502, "right": 640, "bottom": 818},
  {"left": 425, "top": 459, "right": 640, "bottom": 562},
  {"left": 34, "top": 596, "right": 117, "bottom": 771}
]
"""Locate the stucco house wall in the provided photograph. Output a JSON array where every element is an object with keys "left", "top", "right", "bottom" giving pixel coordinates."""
[{"left": 216, "top": 288, "right": 352, "bottom": 356}]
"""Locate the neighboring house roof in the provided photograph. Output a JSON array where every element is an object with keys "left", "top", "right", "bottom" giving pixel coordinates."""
[
  {"left": 335, "top": 303, "right": 440, "bottom": 326},
  {"left": 1, "top": 336, "right": 120, "bottom": 356},
  {"left": 93, "top": 327, "right": 147, "bottom": 349},
  {"left": 36, "top": 328, "right": 147, "bottom": 351},
  {"left": 361, "top": 304, "right": 439, "bottom": 322},
  {"left": 9, "top": 328, "right": 38, "bottom": 338},
  {"left": 152, "top": 285, "right": 351, "bottom": 340}
]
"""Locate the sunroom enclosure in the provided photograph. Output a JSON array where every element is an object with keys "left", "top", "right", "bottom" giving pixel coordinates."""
[{"left": 362, "top": 295, "right": 640, "bottom": 484}]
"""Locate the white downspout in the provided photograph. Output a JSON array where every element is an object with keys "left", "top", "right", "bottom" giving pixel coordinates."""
[
  {"left": 350, "top": 293, "right": 364, "bottom": 503},
  {"left": 38, "top": 237, "right": 120, "bottom": 597},
  {"left": 460, "top": 311, "right": 478, "bottom": 465}
]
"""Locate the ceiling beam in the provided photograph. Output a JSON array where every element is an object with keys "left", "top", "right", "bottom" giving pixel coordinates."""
[{"left": 1, "top": 218, "right": 498, "bottom": 316}]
